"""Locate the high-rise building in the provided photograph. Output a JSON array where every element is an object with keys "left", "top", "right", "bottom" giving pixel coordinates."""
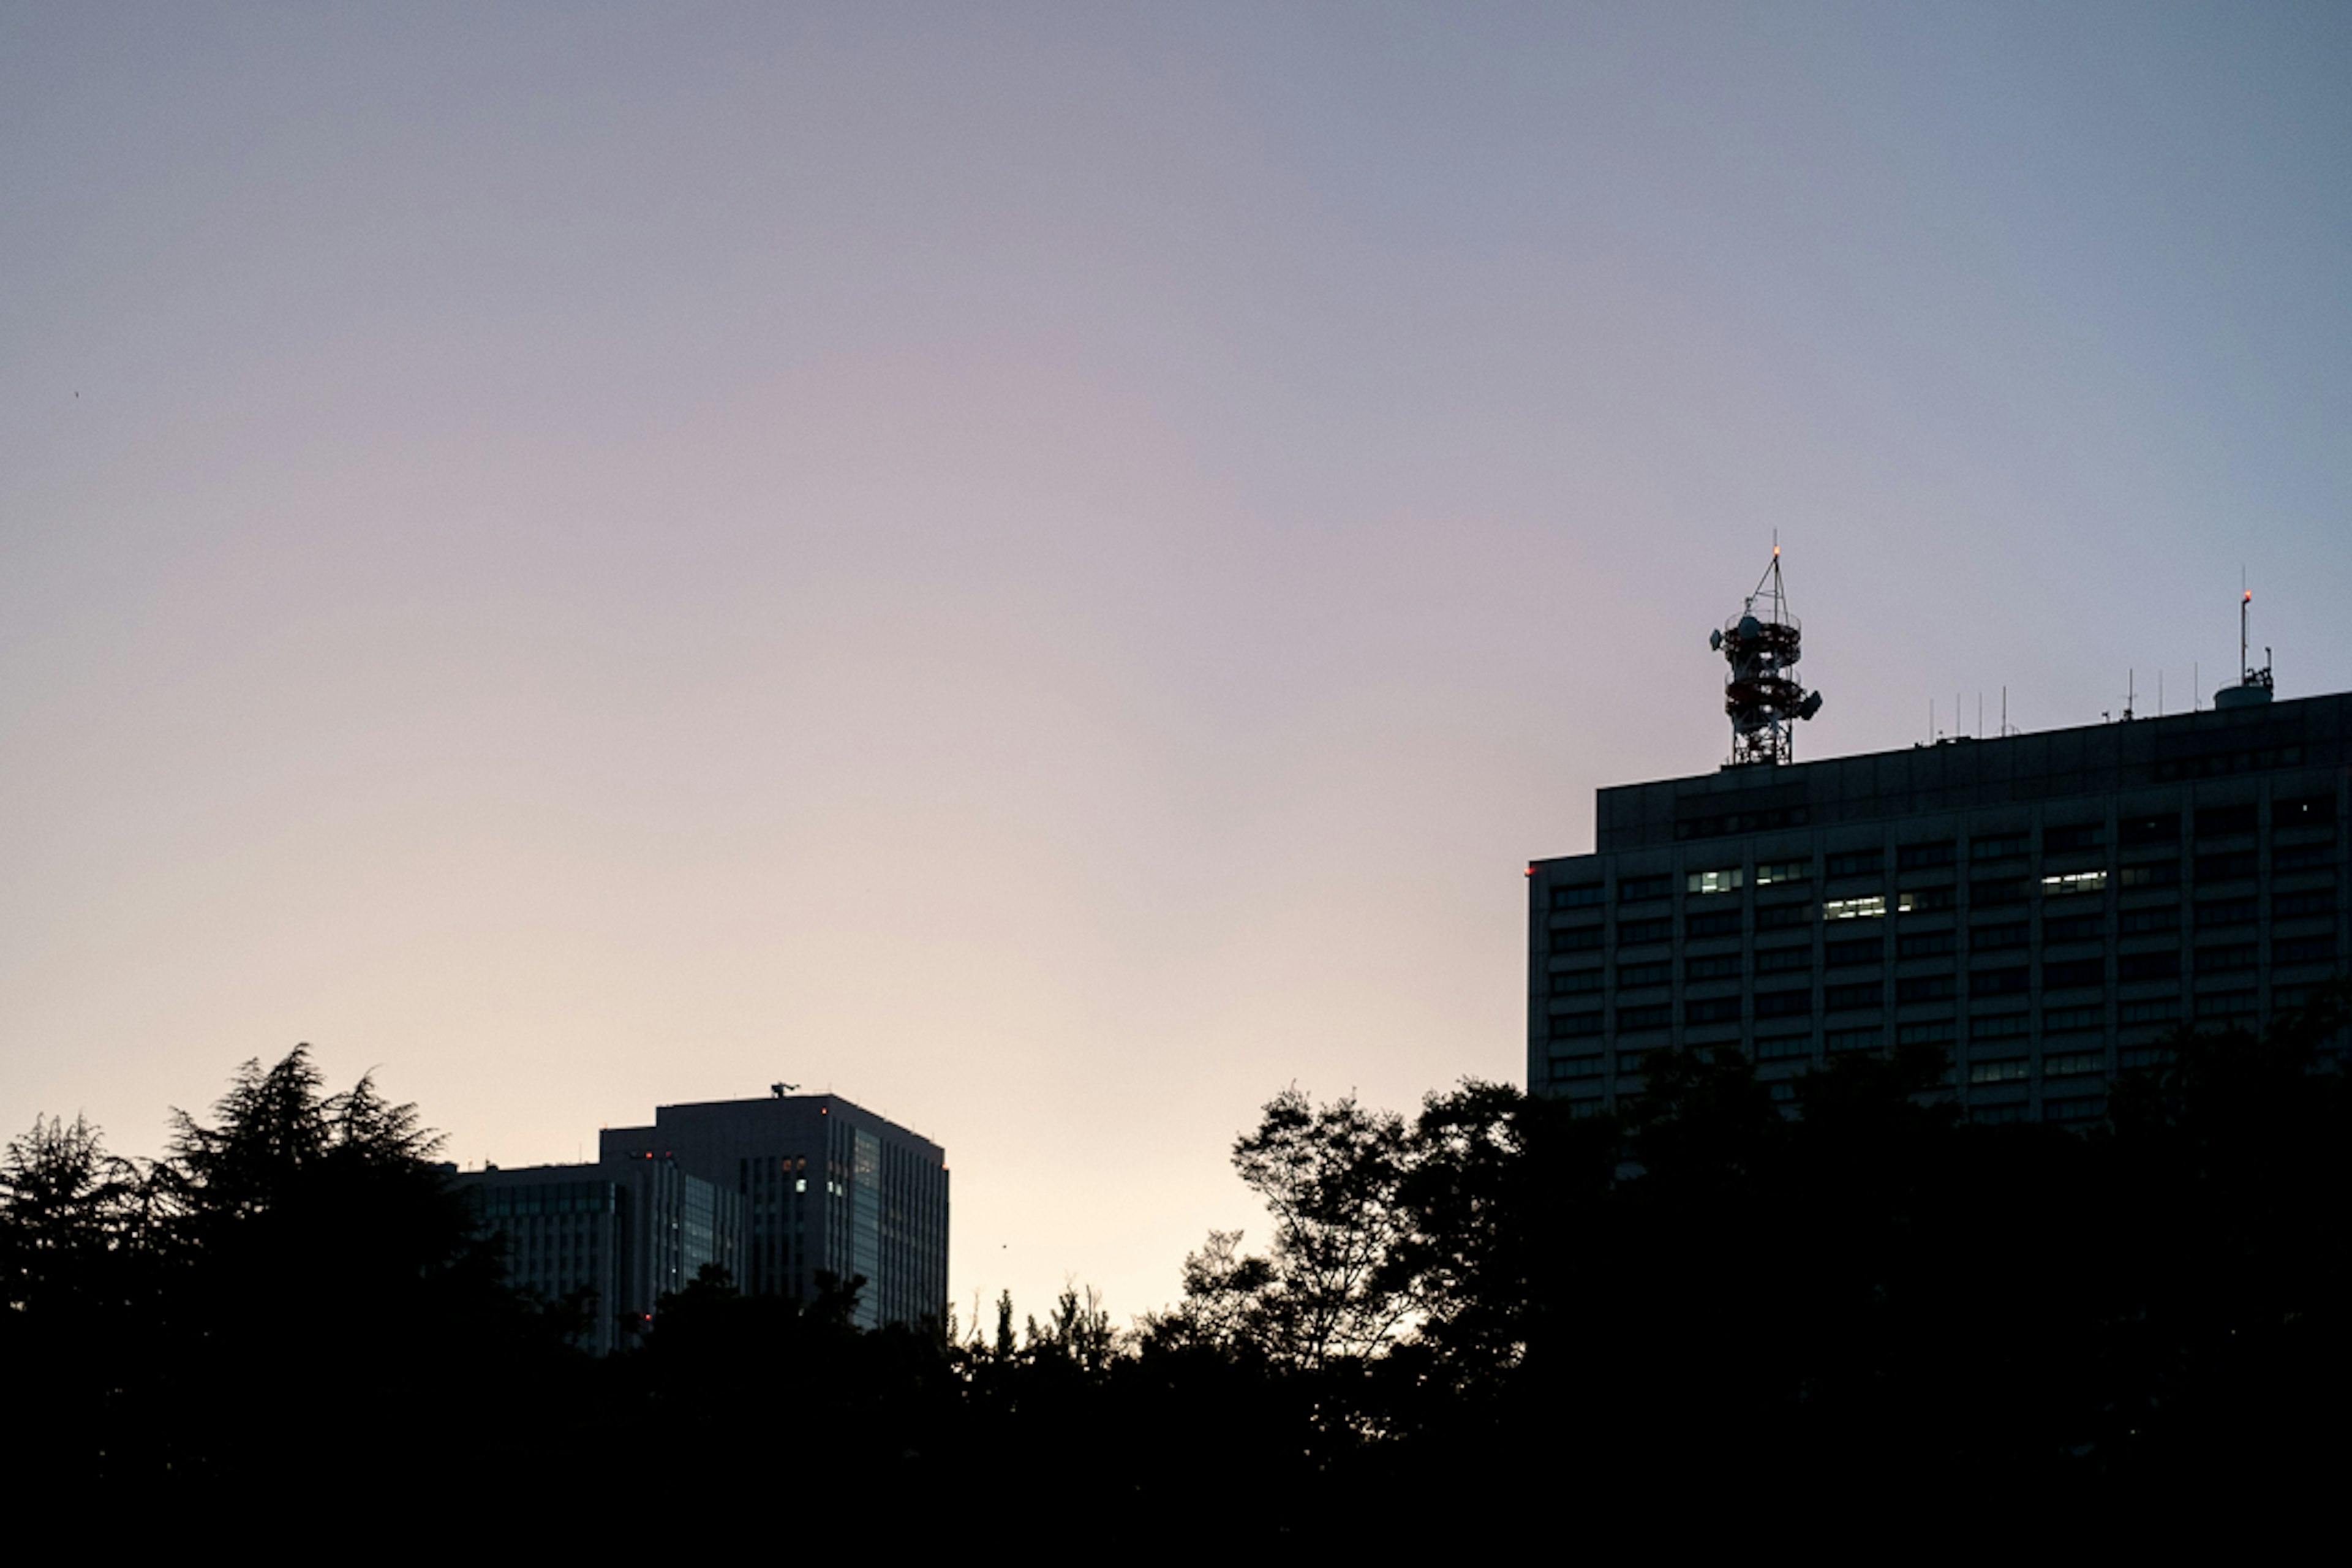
[
  {"left": 1525, "top": 578, "right": 2345, "bottom": 1121},
  {"left": 601, "top": 1092, "right": 949, "bottom": 1332},
  {"left": 454, "top": 1155, "right": 741, "bottom": 1354}
]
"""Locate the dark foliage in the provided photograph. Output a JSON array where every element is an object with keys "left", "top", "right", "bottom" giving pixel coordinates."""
[
  {"left": 1153, "top": 984, "right": 2352, "bottom": 1522},
  {"left": 0, "top": 1047, "right": 581, "bottom": 1509},
  {"left": 6, "top": 998, "right": 2345, "bottom": 1530}
]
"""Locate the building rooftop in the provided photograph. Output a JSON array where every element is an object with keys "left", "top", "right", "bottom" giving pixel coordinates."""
[
  {"left": 1587, "top": 690, "right": 2351, "bottom": 853},
  {"left": 608, "top": 1091, "right": 945, "bottom": 1166}
]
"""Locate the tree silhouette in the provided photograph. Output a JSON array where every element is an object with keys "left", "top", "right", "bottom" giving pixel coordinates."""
[
  {"left": 2, "top": 1046, "right": 586, "bottom": 1501},
  {"left": 7, "top": 1003, "right": 2346, "bottom": 1527},
  {"left": 0, "top": 1113, "right": 147, "bottom": 1309},
  {"left": 0, "top": 1114, "right": 157, "bottom": 1498},
  {"left": 1164, "top": 1087, "right": 1419, "bottom": 1373}
]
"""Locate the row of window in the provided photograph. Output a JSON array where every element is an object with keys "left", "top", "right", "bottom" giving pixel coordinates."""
[
  {"left": 1551, "top": 976, "right": 2293, "bottom": 1038},
  {"left": 1559, "top": 1039, "right": 2199, "bottom": 1088},
  {"left": 1557, "top": 1061, "right": 2197, "bottom": 1110},
  {"left": 1556, "top": 930, "right": 2333, "bottom": 990},
  {"left": 1553, "top": 1090, "right": 2116, "bottom": 1126},
  {"left": 1551, "top": 1040, "right": 2163, "bottom": 1086},
  {"left": 466, "top": 1182, "right": 621, "bottom": 1218},
  {"left": 1561, "top": 1034, "right": 2201, "bottom": 1086},
  {"left": 2113, "top": 897, "right": 2343, "bottom": 931},
  {"left": 1550, "top": 883, "right": 2336, "bottom": 949},
  {"left": 1553, "top": 807, "right": 2337, "bottom": 910}
]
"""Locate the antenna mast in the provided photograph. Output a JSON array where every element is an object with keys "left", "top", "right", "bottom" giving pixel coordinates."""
[
  {"left": 2215, "top": 587, "right": 2275, "bottom": 709},
  {"left": 1708, "top": 540, "right": 1823, "bottom": 766}
]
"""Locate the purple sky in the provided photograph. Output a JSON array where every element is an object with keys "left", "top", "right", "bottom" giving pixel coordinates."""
[{"left": 6, "top": 4, "right": 2349, "bottom": 1328}]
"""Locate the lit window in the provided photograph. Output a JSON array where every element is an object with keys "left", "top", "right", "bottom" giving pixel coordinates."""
[
  {"left": 1755, "top": 861, "right": 1810, "bottom": 885},
  {"left": 2041, "top": 870, "right": 2108, "bottom": 895},
  {"left": 1687, "top": 867, "right": 1746, "bottom": 895},
  {"left": 1823, "top": 895, "right": 1887, "bottom": 921}
]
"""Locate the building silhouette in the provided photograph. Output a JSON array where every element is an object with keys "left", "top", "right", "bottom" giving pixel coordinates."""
[
  {"left": 1528, "top": 685, "right": 2346, "bottom": 1121},
  {"left": 454, "top": 1090, "right": 946, "bottom": 1347},
  {"left": 602, "top": 1092, "right": 949, "bottom": 1333},
  {"left": 454, "top": 1154, "right": 739, "bottom": 1354}
]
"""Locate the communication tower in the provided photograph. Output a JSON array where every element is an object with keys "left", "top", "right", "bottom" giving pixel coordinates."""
[{"left": 1709, "top": 544, "right": 1823, "bottom": 766}]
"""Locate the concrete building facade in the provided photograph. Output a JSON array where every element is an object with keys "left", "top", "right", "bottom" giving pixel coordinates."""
[{"left": 1527, "top": 690, "right": 2348, "bottom": 1120}]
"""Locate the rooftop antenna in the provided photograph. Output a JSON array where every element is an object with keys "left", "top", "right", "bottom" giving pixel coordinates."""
[
  {"left": 1708, "top": 537, "right": 1823, "bottom": 766},
  {"left": 2215, "top": 585, "right": 2275, "bottom": 709}
]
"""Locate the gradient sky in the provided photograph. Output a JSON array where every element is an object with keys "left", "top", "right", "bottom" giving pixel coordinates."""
[{"left": 6, "top": 3, "right": 2349, "bottom": 1329}]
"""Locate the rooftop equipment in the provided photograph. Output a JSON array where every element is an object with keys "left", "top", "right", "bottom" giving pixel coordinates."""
[
  {"left": 2214, "top": 587, "right": 2274, "bottom": 710},
  {"left": 1709, "top": 544, "right": 1823, "bottom": 766}
]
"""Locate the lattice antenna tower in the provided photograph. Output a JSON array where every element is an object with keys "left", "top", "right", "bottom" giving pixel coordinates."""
[{"left": 1708, "top": 541, "right": 1823, "bottom": 766}]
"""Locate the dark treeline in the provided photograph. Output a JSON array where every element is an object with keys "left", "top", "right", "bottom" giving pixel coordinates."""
[{"left": 7, "top": 987, "right": 2346, "bottom": 1531}]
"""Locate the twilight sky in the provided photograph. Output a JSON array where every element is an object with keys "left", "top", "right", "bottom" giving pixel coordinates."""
[{"left": 5, "top": 3, "right": 2349, "bottom": 1327}]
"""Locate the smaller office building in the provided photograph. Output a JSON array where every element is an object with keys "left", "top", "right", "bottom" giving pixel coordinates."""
[
  {"left": 455, "top": 1088, "right": 949, "bottom": 1349},
  {"left": 454, "top": 1155, "right": 740, "bottom": 1355},
  {"left": 602, "top": 1092, "right": 949, "bottom": 1333}
]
